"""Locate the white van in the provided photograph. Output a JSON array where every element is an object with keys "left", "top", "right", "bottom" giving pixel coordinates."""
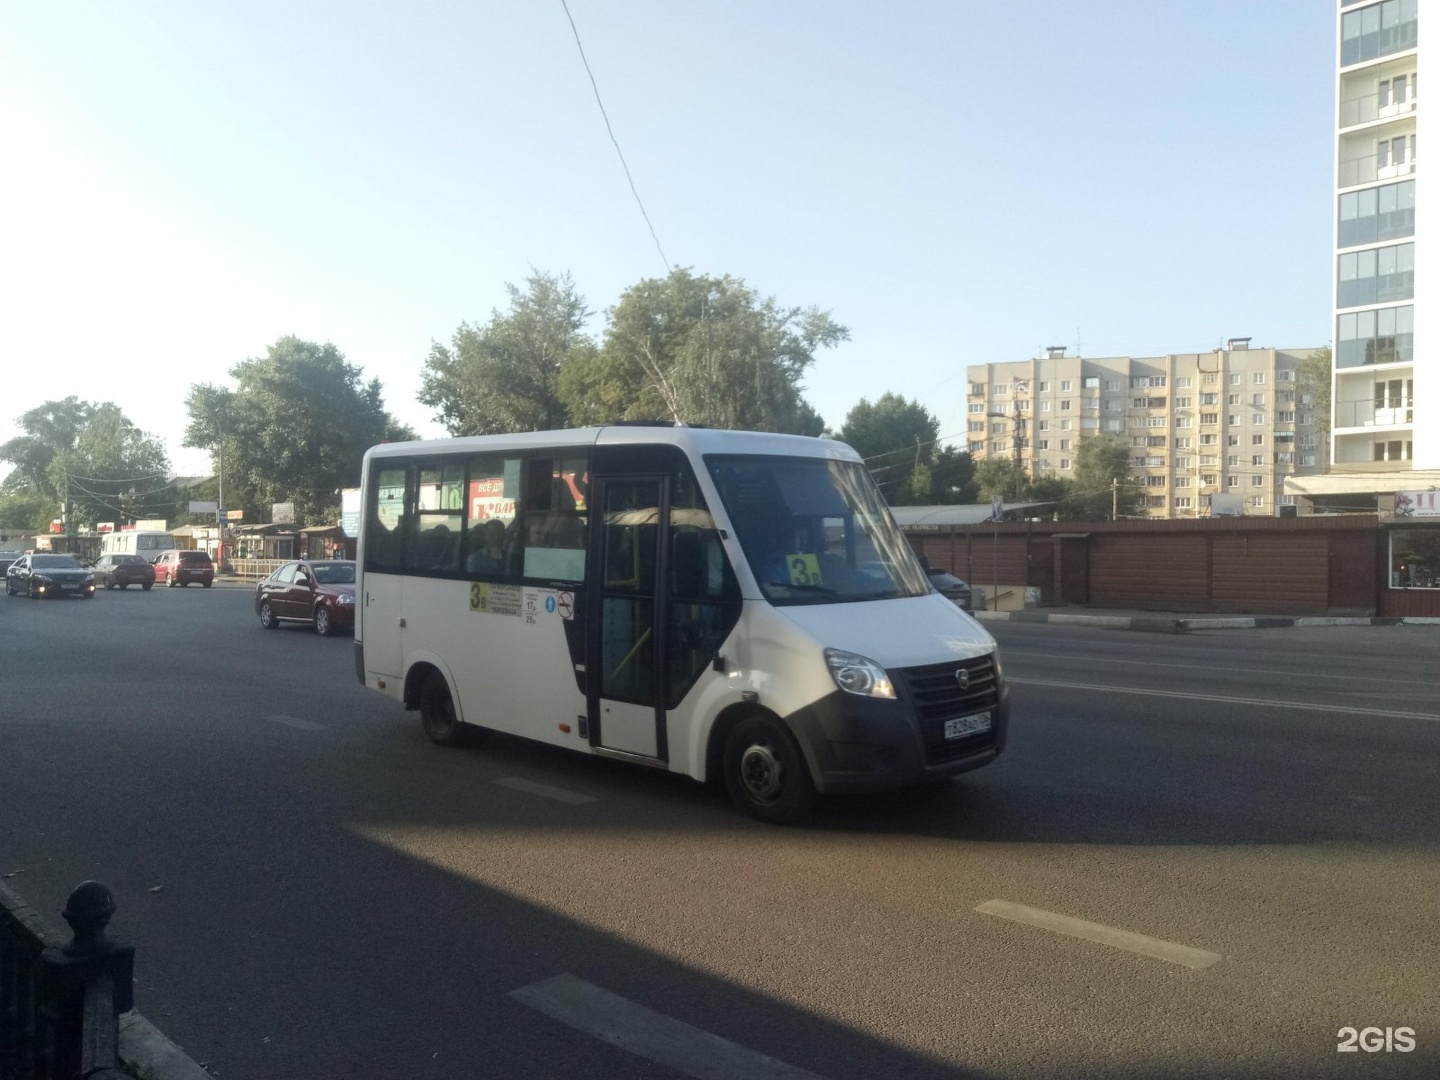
[{"left": 356, "top": 426, "right": 1007, "bottom": 822}]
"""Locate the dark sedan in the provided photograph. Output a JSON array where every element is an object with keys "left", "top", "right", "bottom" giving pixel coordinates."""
[
  {"left": 255, "top": 559, "right": 356, "bottom": 636},
  {"left": 5, "top": 554, "right": 97, "bottom": 599},
  {"left": 926, "top": 567, "right": 973, "bottom": 612},
  {"left": 92, "top": 553, "right": 157, "bottom": 590}
]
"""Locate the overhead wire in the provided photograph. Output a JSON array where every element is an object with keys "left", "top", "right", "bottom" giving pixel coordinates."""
[{"left": 560, "top": 0, "right": 671, "bottom": 277}]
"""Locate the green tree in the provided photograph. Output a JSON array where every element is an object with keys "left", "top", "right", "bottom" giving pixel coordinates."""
[
  {"left": 974, "top": 457, "right": 1026, "bottom": 502},
  {"left": 184, "top": 337, "right": 411, "bottom": 525},
  {"left": 1069, "top": 434, "right": 1141, "bottom": 519},
  {"left": 560, "top": 268, "right": 844, "bottom": 434},
  {"left": 1, "top": 398, "right": 173, "bottom": 530},
  {"left": 1296, "top": 347, "right": 1332, "bottom": 465},
  {"left": 420, "top": 270, "right": 594, "bottom": 436},
  {"left": 838, "top": 393, "right": 941, "bottom": 504}
]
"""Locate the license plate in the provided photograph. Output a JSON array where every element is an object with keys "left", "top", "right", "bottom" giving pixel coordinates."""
[
  {"left": 61, "top": 583, "right": 80, "bottom": 591},
  {"left": 944, "top": 712, "right": 991, "bottom": 740}
]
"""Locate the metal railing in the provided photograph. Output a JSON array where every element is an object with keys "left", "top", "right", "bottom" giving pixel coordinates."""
[
  {"left": 227, "top": 558, "right": 288, "bottom": 579},
  {"left": 1, "top": 880, "right": 133, "bottom": 1080}
]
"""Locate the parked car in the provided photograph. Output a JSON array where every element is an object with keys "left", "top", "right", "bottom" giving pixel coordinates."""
[
  {"left": 153, "top": 549, "right": 215, "bottom": 588},
  {"left": 926, "top": 567, "right": 973, "bottom": 612},
  {"left": 0, "top": 552, "right": 22, "bottom": 578},
  {"left": 255, "top": 559, "right": 356, "bottom": 636},
  {"left": 5, "top": 553, "right": 96, "bottom": 599},
  {"left": 92, "top": 553, "right": 156, "bottom": 590}
]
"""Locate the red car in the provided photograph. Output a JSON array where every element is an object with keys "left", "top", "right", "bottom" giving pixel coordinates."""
[
  {"left": 153, "top": 549, "right": 215, "bottom": 587},
  {"left": 254, "top": 559, "right": 356, "bottom": 636}
]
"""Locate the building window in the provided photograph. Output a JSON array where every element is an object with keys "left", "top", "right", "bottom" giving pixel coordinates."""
[
  {"left": 1174, "top": 497, "right": 1192, "bottom": 510},
  {"left": 1059, "top": 459, "right": 1071, "bottom": 470},
  {"left": 1174, "top": 397, "right": 1191, "bottom": 409},
  {"left": 1338, "top": 180, "right": 1414, "bottom": 247},
  {"left": 1037, "top": 419, "right": 1050, "bottom": 431},
  {"left": 1301, "top": 453, "right": 1317, "bottom": 467},
  {"left": 1252, "top": 434, "right": 1265, "bottom": 446},
  {"left": 1039, "top": 400, "right": 1051, "bottom": 412},
  {"left": 1251, "top": 455, "right": 1265, "bottom": 466},
  {"left": 1341, "top": 1, "right": 1419, "bottom": 66},
  {"left": 1146, "top": 417, "right": 1166, "bottom": 428},
  {"left": 1252, "top": 373, "right": 1265, "bottom": 385},
  {"left": 1145, "top": 496, "right": 1166, "bottom": 509},
  {"left": 969, "top": 383, "right": 986, "bottom": 396},
  {"left": 1147, "top": 436, "right": 1166, "bottom": 447},
  {"left": 1228, "top": 435, "right": 1240, "bottom": 447},
  {"left": 1102, "top": 419, "right": 1123, "bottom": 432},
  {"left": 1175, "top": 377, "right": 1192, "bottom": 389},
  {"left": 1251, "top": 476, "right": 1265, "bottom": 488},
  {"left": 1103, "top": 399, "right": 1120, "bottom": 411},
  {"left": 1036, "top": 439, "right": 1049, "bottom": 450},
  {"left": 1144, "top": 476, "right": 1166, "bottom": 488},
  {"left": 1228, "top": 455, "right": 1240, "bottom": 467},
  {"left": 1249, "top": 495, "right": 1265, "bottom": 509},
  {"left": 1037, "top": 381, "right": 1049, "bottom": 392},
  {"left": 1060, "top": 439, "right": 1072, "bottom": 451},
  {"left": 1105, "top": 379, "right": 1121, "bottom": 391},
  {"left": 969, "top": 441, "right": 984, "bottom": 454},
  {"left": 1199, "top": 393, "right": 1218, "bottom": 405},
  {"left": 1132, "top": 397, "right": 1149, "bottom": 408},
  {"left": 1390, "top": 530, "right": 1440, "bottom": 589},
  {"left": 1228, "top": 394, "right": 1241, "bottom": 405},
  {"left": 1227, "top": 476, "right": 1239, "bottom": 489},
  {"left": 1174, "top": 437, "right": 1192, "bottom": 449},
  {"left": 968, "top": 421, "right": 985, "bottom": 432},
  {"left": 1338, "top": 242, "right": 1415, "bottom": 307},
  {"left": 1175, "top": 416, "right": 1193, "bottom": 428},
  {"left": 1200, "top": 434, "right": 1218, "bottom": 445},
  {"left": 1277, "top": 411, "right": 1295, "bottom": 423},
  {"left": 1175, "top": 476, "right": 1192, "bottom": 488},
  {"left": 1203, "top": 373, "right": 1217, "bottom": 385},
  {"left": 1200, "top": 455, "right": 1218, "bottom": 465},
  {"left": 1200, "top": 412, "right": 1218, "bottom": 425},
  {"left": 1061, "top": 420, "right": 1073, "bottom": 431},
  {"left": 1338, "top": 304, "right": 1415, "bottom": 369},
  {"left": 1229, "top": 414, "right": 1241, "bottom": 427},
  {"left": 1060, "top": 380, "right": 1072, "bottom": 391},
  {"left": 1229, "top": 374, "right": 1241, "bottom": 385},
  {"left": 968, "top": 403, "right": 985, "bottom": 413},
  {"left": 1083, "top": 376, "right": 1099, "bottom": 389},
  {"left": 1252, "top": 413, "right": 1265, "bottom": 425},
  {"left": 1251, "top": 393, "right": 1266, "bottom": 405},
  {"left": 1081, "top": 417, "right": 1100, "bottom": 429},
  {"left": 1202, "top": 474, "right": 1218, "bottom": 486},
  {"left": 1060, "top": 399, "right": 1073, "bottom": 410},
  {"left": 991, "top": 422, "right": 1007, "bottom": 435}
]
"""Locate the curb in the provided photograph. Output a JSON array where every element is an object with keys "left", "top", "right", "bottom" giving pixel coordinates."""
[
  {"left": 972, "top": 611, "right": 1440, "bottom": 632},
  {"left": 120, "top": 1011, "right": 212, "bottom": 1079}
]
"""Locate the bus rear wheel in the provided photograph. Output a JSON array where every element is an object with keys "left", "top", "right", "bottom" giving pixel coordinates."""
[
  {"left": 420, "top": 671, "right": 465, "bottom": 746},
  {"left": 723, "top": 716, "right": 817, "bottom": 825}
]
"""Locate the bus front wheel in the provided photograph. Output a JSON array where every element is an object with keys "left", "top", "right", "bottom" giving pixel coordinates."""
[
  {"left": 723, "top": 716, "right": 817, "bottom": 825},
  {"left": 420, "top": 671, "right": 465, "bottom": 746}
]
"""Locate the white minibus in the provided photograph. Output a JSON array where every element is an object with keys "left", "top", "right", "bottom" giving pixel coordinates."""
[
  {"left": 100, "top": 529, "right": 177, "bottom": 562},
  {"left": 356, "top": 425, "right": 1007, "bottom": 823}
]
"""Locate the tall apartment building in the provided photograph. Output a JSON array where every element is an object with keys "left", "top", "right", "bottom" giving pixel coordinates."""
[
  {"left": 965, "top": 345, "right": 1323, "bottom": 519},
  {"left": 1289, "top": 0, "right": 1437, "bottom": 510}
]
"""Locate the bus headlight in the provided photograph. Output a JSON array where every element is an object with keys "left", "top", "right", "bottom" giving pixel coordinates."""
[{"left": 824, "top": 649, "right": 896, "bottom": 700}]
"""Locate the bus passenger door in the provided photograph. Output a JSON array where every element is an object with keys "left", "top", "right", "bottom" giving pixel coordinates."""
[{"left": 589, "top": 476, "right": 667, "bottom": 761}]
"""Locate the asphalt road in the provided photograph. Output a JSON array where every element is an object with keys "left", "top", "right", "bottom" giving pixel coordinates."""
[{"left": 1, "top": 585, "right": 1437, "bottom": 1080}]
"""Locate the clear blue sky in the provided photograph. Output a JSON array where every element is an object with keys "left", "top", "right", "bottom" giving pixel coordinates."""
[{"left": 0, "top": 1, "right": 1336, "bottom": 479}]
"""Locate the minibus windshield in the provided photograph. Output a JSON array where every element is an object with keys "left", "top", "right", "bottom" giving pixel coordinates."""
[{"left": 707, "top": 454, "right": 931, "bottom": 606}]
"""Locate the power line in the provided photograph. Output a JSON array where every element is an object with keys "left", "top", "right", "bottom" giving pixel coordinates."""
[{"left": 560, "top": 0, "right": 671, "bottom": 277}]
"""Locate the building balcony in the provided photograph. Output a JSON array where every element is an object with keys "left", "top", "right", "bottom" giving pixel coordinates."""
[
  {"left": 1339, "top": 88, "right": 1418, "bottom": 129},
  {"left": 1339, "top": 152, "right": 1415, "bottom": 188},
  {"left": 1334, "top": 399, "right": 1415, "bottom": 430}
]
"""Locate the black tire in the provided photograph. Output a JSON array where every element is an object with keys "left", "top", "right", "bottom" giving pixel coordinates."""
[
  {"left": 29, "top": 581, "right": 40, "bottom": 600},
  {"left": 142, "top": 581, "right": 153, "bottom": 591},
  {"left": 723, "top": 715, "right": 817, "bottom": 825},
  {"left": 258, "top": 600, "right": 278, "bottom": 629},
  {"left": 202, "top": 580, "right": 212, "bottom": 588},
  {"left": 166, "top": 576, "right": 177, "bottom": 588},
  {"left": 314, "top": 604, "right": 333, "bottom": 637},
  {"left": 420, "top": 670, "right": 466, "bottom": 746}
]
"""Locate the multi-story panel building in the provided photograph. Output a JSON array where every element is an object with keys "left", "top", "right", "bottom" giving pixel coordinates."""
[
  {"left": 965, "top": 345, "right": 1323, "bottom": 519},
  {"left": 1291, "top": 0, "right": 1438, "bottom": 510}
]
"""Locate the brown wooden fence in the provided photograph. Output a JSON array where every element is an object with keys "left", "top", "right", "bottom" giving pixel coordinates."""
[{"left": 907, "top": 515, "right": 1440, "bottom": 617}]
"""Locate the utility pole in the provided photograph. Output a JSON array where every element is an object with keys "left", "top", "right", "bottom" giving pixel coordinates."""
[{"left": 1112, "top": 476, "right": 1119, "bottom": 520}]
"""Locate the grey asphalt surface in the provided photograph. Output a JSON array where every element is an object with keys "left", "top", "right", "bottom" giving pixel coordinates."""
[{"left": 1, "top": 584, "right": 1437, "bottom": 1079}]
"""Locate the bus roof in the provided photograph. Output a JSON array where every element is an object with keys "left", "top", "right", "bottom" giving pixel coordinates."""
[{"left": 362, "top": 426, "right": 863, "bottom": 464}]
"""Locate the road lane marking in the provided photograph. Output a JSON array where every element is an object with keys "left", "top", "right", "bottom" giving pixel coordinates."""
[
  {"left": 976, "top": 900, "right": 1222, "bottom": 970},
  {"left": 509, "top": 973, "right": 829, "bottom": 1080},
  {"left": 1009, "top": 678, "right": 1440, "bottom": 723},
  {"left": 1018, "top": 651, "right": 1439, "bottom": 688},
  {"left": 264, "top": 713, "right": 326, "bottom": 732},
  {"left": 494, "top": 777, "right": 596, "bottom": 805}
]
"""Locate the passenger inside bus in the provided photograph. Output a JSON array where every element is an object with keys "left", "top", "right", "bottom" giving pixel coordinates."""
[{"left": 466, "top": 519, "right": 507, "bottom": 576}]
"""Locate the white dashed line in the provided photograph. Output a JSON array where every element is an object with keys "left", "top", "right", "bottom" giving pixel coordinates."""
[
  {"left": 494, "top": 777, "right": 596, "bottom": 805},
  {"left": 976, "top": 899, "right": 1222, "bottom": 970},
  {"left": 263, "top": 714, "right": 326, "bottom": 732},
  {"left": 510, "top": 973, "right": 829, "bottom": 1080}
]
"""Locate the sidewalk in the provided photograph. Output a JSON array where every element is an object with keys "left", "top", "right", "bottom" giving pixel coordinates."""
[{"left": 971, "top": 607, "right": 1440, "bottom": 632}]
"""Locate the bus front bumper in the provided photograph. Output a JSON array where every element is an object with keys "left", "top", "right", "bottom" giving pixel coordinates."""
[{"left": 783, "top": 684, "right": 1009, "bottom": 795}]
